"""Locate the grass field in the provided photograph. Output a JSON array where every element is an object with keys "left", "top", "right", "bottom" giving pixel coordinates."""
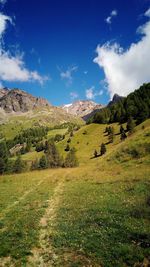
[{"left": 0, "top": 120, "right": 150, "bottom": 266}]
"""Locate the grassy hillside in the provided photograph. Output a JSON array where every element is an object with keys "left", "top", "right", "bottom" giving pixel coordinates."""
[
  {"left": 0, "top": 120, "right": 150, "bottom": 266},
  {"left": 0, "top": 108, "right": 83, "bottom": 140}
]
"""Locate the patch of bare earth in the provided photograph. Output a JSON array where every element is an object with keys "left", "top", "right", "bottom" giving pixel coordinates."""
[{"left": 27, "top": 180, "right": 64, "bottom": 267}]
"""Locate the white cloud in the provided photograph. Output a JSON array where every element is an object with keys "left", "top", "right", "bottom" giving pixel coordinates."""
[
  {"left": 86, "top": 86, "right": 95, "bottom": 100},
  {"left": 0, "top": 13, "right": 12, "bottom": 38},
  {"left": 0, "top": 12, "right": 48, "bottom": 85},
  {"left": 0, "top": 51, "right": 48, "bottom": 84},
  {"left": 60, "top": 66, "right": 78, "bottom": 85},
  {"left": 0, "top": 0, "right": 7, "bottom": 5},
  {"left": 86, "top": 86, "right": 103, "bottom": 100},
  {"left": 145, "top": 8, "right": 150, "bottom": 17},
  {"left": 94, "top": 8, "right": 150, "bottom": 98},
  {"left": 84, "top": 70, "right": 88, "bottom": 75},
  {"left": 105, "top": 9, "right": 118, "bottom": 25},
  {"left": 70, "top": 91, "right": 78, "bottom": 99}
]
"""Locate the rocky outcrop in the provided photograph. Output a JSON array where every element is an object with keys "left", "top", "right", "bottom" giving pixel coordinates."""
[
  {"left": 108, "top": 94, "right": 124, "bottom": 106},
  {"left": 0, "top": 88, "right": 50, "bottom": 113},
  {"left": 62, "top": 100, "right": 104, "bottom": 119},
  {"left": 0, "top": 87, "right": 10, "bottom": 98}
]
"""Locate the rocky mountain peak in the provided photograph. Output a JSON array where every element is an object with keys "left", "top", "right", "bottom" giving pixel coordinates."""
[
  {"left": 62, "top": 100, "right": 104, "bottom": 118},
  {"left": 108, "top": 93, "right": 124, "bottom": 106},
  {"left": 0, "top": 88, "right": 51, "bottom": 113}
]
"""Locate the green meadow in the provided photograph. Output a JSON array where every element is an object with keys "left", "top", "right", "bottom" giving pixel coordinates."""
[{"left": 0, "top": 120, "right": 150, "bottom": 266}]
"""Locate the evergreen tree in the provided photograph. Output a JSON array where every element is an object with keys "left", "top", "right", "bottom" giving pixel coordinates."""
[
  {"left": 120, "top": 130, "right": 127, "bottom": 141},
  {"left": 104, "top": 126, "right": 109, "bottom": 133},
  {"left": 25, "top": 139, "right": 32, "bottom": 153},
  {"left": 45, "top": 140, "right": 62, "bottom": 167},
  {"left": 94, "top": 149, "right": 98, "bottom": 158},
  {"left": 35, "top": 142, "right": 44, "bottom": 152},
  {"left": 67, "top": 138, "right": 71, "bottom": 143},
  {"left": 65, "top": 144, "right": 70, "bottom": 152},
  {"left": 13, "top": 155, "right": 26, "bottom": 173},
  {"left": 127, "top": 116, "right": 135, "bottom": 134},
  {"left": 0, "top": 141, "right": 8, "bottom": 160},
  {"left": 5, "top": 160, "right": 14, "bottom": 174},
  {"left": 39, "top": 155, "right": 47, "bottom": 169},
  {"left": 108, "top": 127, "right": 114, "bottom": 143},
  {"left": 100, "top": 143, "right": 106, "bottom": 156},
  {"left": 0, "top": 141, "right": 9, "bottom": 174},
  {"left": 0, "top": 158, "right": 5, "bottom": 174},
  {"left": 70, "top": 131, "right": 74, "bottom": 137},
  {"left": 64, "top": 148, "right": 78, "bottom": 167},
  {"left": 120, "top": 125, "right": 125, "bottom": 134}
]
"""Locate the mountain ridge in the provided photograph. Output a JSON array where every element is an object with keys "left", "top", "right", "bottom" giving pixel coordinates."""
[
  {"left": 62, "top": 100, "right": 104, "bottom": 118},
  {"left": 0, "top": 87, "right": 124, "bottom": 123}
]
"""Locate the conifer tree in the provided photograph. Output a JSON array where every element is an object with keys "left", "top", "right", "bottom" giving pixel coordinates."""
[
  {"left": 65, "top": 144, "right": 70, "bottom": 152},
  {"left": 25, "top": 139, "right": 32, "bottom": 152},
  {"left": 120, "top": 125, "right": 124, "bottom": 134},
  {"left": 0, "top": 141, "right": 8, "bottom": 174},
  {"left": 45, "top": 140, "right": 62, "bottom": 167},
  {"left": 64, "top": 148, "right": 78, "bottom": 167},
  {"left": 13, "top": 155, "right": 26, "bottom": 173},
  {"left": 120, "top": 130, "right": 127, "bottom": 141},
  {"left": 70, "top": 131, "right": 74, "bottom": 137},
  {"left": 39, "top": 155, "right": 47, "bottom": 169},
  {"left": 108, "top": 127, "right": 114, "bottom": 143},
  {"left": 127, "top": 116, "right": 135, "bottom": 134},
  {"left": 100, "top": 143, "right": 106, "bottom": 155},
  {"left": 94, "top": 149, "right": 98, "bottom": 158}
]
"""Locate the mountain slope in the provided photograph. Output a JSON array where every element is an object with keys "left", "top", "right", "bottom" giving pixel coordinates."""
[
  {"left": 0, "top": 88, "right": 50, "bottom": 113},
  {"left": 88, "top": 83, "right": 150, "bottom": 124},
  {"left": 62, "top": 100, "right": 104, "bottom": 119},
  {"left": 0, "top": 88, "right": 84, "bottom": 138}
]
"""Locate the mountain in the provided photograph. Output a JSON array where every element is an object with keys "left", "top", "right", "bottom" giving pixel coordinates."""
[
  {"left": 0, "top": 87, "right": 10, "bottom": 98},
  {"left": 108, "top": 94, "right": 124, "bottom": 106},
  {"left": 87, "top": 83, "right": 150, "bottom": 124},
  {"left": 62, "top": 100, "right": 104, "bottom": 119},
  {"left": 0, "top": 88, "right": 50, "bottom": 113},
  {"left": 0, "top": 88, "right": 84, "bottom": 128}
]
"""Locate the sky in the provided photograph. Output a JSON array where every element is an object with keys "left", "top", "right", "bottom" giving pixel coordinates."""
[{"left": 0, "top": 0, "right": 150, "bottom": 106}]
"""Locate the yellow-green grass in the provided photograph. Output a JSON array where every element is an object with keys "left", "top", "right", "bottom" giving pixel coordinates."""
[
  {"left": 0, "top": 168, "right": 69, "bottom": 266},
  {"left": 47, "top": 128, "right": 68, "bottom": 138},
  {"left": 0, "top": 116, "right": 32, "bottom": 139},
  {"left": 0, "top": 119, "right": 150, "bottom": 266},
  {"left": 57, "top": 122, "right": 126, "bottom": 165},
  {"left": 0, "top": 110, "right": 83, "bottom": 140}
]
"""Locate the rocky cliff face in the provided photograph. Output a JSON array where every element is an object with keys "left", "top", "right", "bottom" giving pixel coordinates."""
[
  {"left": 62, "top": 100, "right": 104, "bottom": 118},
  {"left": 108, "top": 94, "right": 124, "bottom": 106},
  {"left": 0, "top": 87, "right": 10, "bottom": 98},
  {"left": 0, "top": 88, "right": 50, "bottom": 113}
]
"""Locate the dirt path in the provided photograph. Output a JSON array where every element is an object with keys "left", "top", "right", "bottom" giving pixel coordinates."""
[{"left": 28, "top": 178, "right": 64, "bottom": 267}]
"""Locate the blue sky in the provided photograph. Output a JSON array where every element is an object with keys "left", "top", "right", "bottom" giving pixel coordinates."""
[{"left": 0, "top": 0, "right": 150, "bottom": 105}]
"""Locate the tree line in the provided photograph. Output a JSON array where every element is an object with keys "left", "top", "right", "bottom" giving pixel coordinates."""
[
  {"left": 88, "top": 83, "right": 150, "bottom": 125},
  {"left": 0, "top": 138, "right": 78, "bottom": 175}
]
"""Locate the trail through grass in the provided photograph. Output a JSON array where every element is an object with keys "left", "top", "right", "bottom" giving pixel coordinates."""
[{"left": 0, "top": 120, "right": 150, "bottom": 266}]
